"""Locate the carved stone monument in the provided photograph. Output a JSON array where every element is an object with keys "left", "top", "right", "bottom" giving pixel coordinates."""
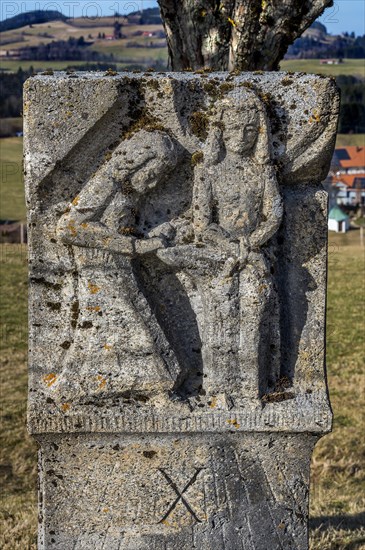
[{"left": 25, "top": 71, "right": 339, "bottom": 549}]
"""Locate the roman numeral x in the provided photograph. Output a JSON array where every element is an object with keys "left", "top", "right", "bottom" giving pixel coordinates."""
[{"left": 158, "top": 468, "right": 204, "bottom": 524}]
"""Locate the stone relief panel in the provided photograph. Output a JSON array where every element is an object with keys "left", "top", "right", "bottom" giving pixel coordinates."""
[{"left": 24, "top": 72, "right": 339, "bottom": 433}]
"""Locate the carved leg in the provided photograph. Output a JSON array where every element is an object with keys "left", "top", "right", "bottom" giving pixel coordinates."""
[{"left": 238, "top": 254, "right": 274, "bottom": 401}]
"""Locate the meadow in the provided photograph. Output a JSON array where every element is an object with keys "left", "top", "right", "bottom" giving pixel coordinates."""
[
  {"left": 280, "top": 58, "right": 365, "bottom": 79},
  {"left": 0, "top": 135, "right": 364, "bottom": 547},
  {"left": 0, "top": 138, "right": 25, "bottom": 221}
]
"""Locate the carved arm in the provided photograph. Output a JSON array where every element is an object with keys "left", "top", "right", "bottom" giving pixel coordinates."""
[
  {"left": 248, "top": 165, "right": 283, "bottom": 250},
  {"left": 56, "top": 172, "right": 137, "bottom": 256}
]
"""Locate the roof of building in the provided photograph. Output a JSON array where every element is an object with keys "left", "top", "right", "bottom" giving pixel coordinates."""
[
  {"left": 332, "top": 173, "right": 365, "bottom": 188},
  {"left": 328, "top": 205, "right": 350, "bottom": 222},
  {"left": 334, "top": 146, "right": 365, "bottom": 169}
]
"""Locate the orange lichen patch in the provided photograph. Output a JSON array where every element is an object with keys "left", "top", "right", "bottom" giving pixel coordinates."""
[
  {"left": 86, "top": 306, "right": 101, "bottom": 312},
  {"left": 102, "top": 508, "right": 110, "bottom": 513},
  {"left": 309, "top": 110, "right": 321, "bottom": 123},
  {"left": 209, "top": 396, "right": 217, "bottom": 409},
  {"left": 88, "top": 281, "right": 101, "bottom": 294},
  {"left": 227, "top": 418, "right": 240, "bottom": 429},
  {"left": 71, "top": 195, "right": 80, "bottom": 206},
  {"left": 103, "top": 344, "right": 112, "bottom": 351},
  {"left": 67, "top": 219, "right": 77, "bottom": 236},
  {"left": 261, "top": 391, "right": 295, "bottom": 404},
  {"left": 43, "top": 373, "right": 57, "bottom": 387},
  {"left": 80, "top": 222, "right": 89, "bottom": 229},
  {"left": 161, "top": 519, "right": 170, "bottom": 526},
  {"left": 97, "top": 375, "right": 107, "bottom": 390},
  {"left": 119, "top": 226, "right": 135, "bottom": 236},
  {"left": 61, "top": 403, "right": 70, "bottom": 412}
]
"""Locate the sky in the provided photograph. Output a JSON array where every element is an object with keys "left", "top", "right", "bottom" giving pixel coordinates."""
[{"left": 1, "top": 0, "right": 364, "bottom": 36}]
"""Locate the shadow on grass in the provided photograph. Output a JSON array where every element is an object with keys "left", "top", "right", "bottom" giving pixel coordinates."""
[
  {"left": 310, "top": 512, "right": 365, "bottom": 549},
  {"left": 310, "top": 511, "right": 365, "bottom": 531}
]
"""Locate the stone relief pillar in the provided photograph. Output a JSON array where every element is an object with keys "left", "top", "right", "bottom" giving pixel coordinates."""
[{"left": 25, "top": 71, "right": 339, "bottom": 549}]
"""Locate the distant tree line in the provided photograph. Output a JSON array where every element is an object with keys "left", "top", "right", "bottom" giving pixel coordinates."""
[
  {"left": 16, "top": 37, "right": 114, "bottom": 62},
  {"left": 337, "top": 75, "right": 365, "bottom": 133},
  {"left": 0, "top": 7, "right": 161, "bottom": 34},
  {"left": 0, "top": 10, "right": 66, "bottom": 33},
  {"left": 0, "top": 68, "right": 33, "bottom": 118},
  {"left": 287, "top": 34, "right": 365, "bottom": 59}
]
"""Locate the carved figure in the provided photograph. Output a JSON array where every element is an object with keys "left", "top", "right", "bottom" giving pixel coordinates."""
[
  {"left": 52, "top": 130, "right": 182, "bottom": 404},
  {"left": 158, "top": 92, "right": 283, "bottom": 405}
]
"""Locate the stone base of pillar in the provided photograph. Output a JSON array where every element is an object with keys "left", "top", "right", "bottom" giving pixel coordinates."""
[{"left": 37, "top": 432, "right": 318, "bottom": 549}]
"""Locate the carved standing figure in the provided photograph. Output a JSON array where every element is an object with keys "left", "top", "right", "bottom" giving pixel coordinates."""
[
  {"left": 158, "top": 91, "right": 283, "bottom": 406},
  {"left": 51, "top": 130, "right": 182, "bottom": 405}
]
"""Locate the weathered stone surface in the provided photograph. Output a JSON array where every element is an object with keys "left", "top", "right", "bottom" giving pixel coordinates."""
[
  {"left": 37, "top": 433, "right": 317, "bottom": 549},
  {"left": 25, "top": 71, "right": 339, "bottom": 549}
]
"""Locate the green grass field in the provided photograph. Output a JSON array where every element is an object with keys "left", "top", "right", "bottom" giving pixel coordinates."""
[
  {"left": 280, "top": 58, "right": 365, "bottom": 78},
  {"left": 1, "top": 231, "right": 364, "bottom": 548},
  {"left": 0, "top": 138, "right": 25, "bottom": 221}
]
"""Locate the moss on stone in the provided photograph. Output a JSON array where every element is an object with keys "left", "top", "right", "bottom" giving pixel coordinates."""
[
  {"left": 145, "top": 79, "right": 160, "bottom": 91},
  {"left": 191, "top": 150, "right": 204, "bottom": 166},
  {"left": 189, "top": 111, "right": 210, "bottom": 141},
  {"left": 219, "top": 82, "right": 234, "bottom": 94},
  {"left": 281, "top": 78, "right": 294, "bottom": 86},
  {"left": 122, "top": 111, "right": 166, "bottom": 140}
]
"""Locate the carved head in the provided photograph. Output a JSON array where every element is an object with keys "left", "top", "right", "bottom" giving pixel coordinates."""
[
  {"left": 221, "top": 105, "right": 259, "bottom": 156},
  {"left": 208, "top": 90, "right": 271, "bottom": 165},
  {"left": 110, "top": 130, "right": 179, "bottom": 193}
]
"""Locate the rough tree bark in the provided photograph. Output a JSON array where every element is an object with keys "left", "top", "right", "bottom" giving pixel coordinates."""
[{"left": 157, "top": 0, "right": 333, "bottom": 71}]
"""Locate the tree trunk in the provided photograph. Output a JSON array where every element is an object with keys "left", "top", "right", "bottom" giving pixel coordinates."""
[{"left": 158, "top": 0, "right": 333, "bottom": 71}]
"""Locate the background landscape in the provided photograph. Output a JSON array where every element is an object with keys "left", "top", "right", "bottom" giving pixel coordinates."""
[{"left": 0, "top": 4, "right": 364, "bottom": 549}]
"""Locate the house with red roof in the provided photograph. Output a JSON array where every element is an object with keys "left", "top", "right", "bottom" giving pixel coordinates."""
[{"left": 330, "top": 146, "right": 365, "bottom": 207}]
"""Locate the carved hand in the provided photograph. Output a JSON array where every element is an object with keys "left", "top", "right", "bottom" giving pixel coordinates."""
[
  {"left": 135, "top": 237, "right": 166, "bottom": 255},
  {"left": 148, "top": 222, "right": 176, "bottom": 241}
]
